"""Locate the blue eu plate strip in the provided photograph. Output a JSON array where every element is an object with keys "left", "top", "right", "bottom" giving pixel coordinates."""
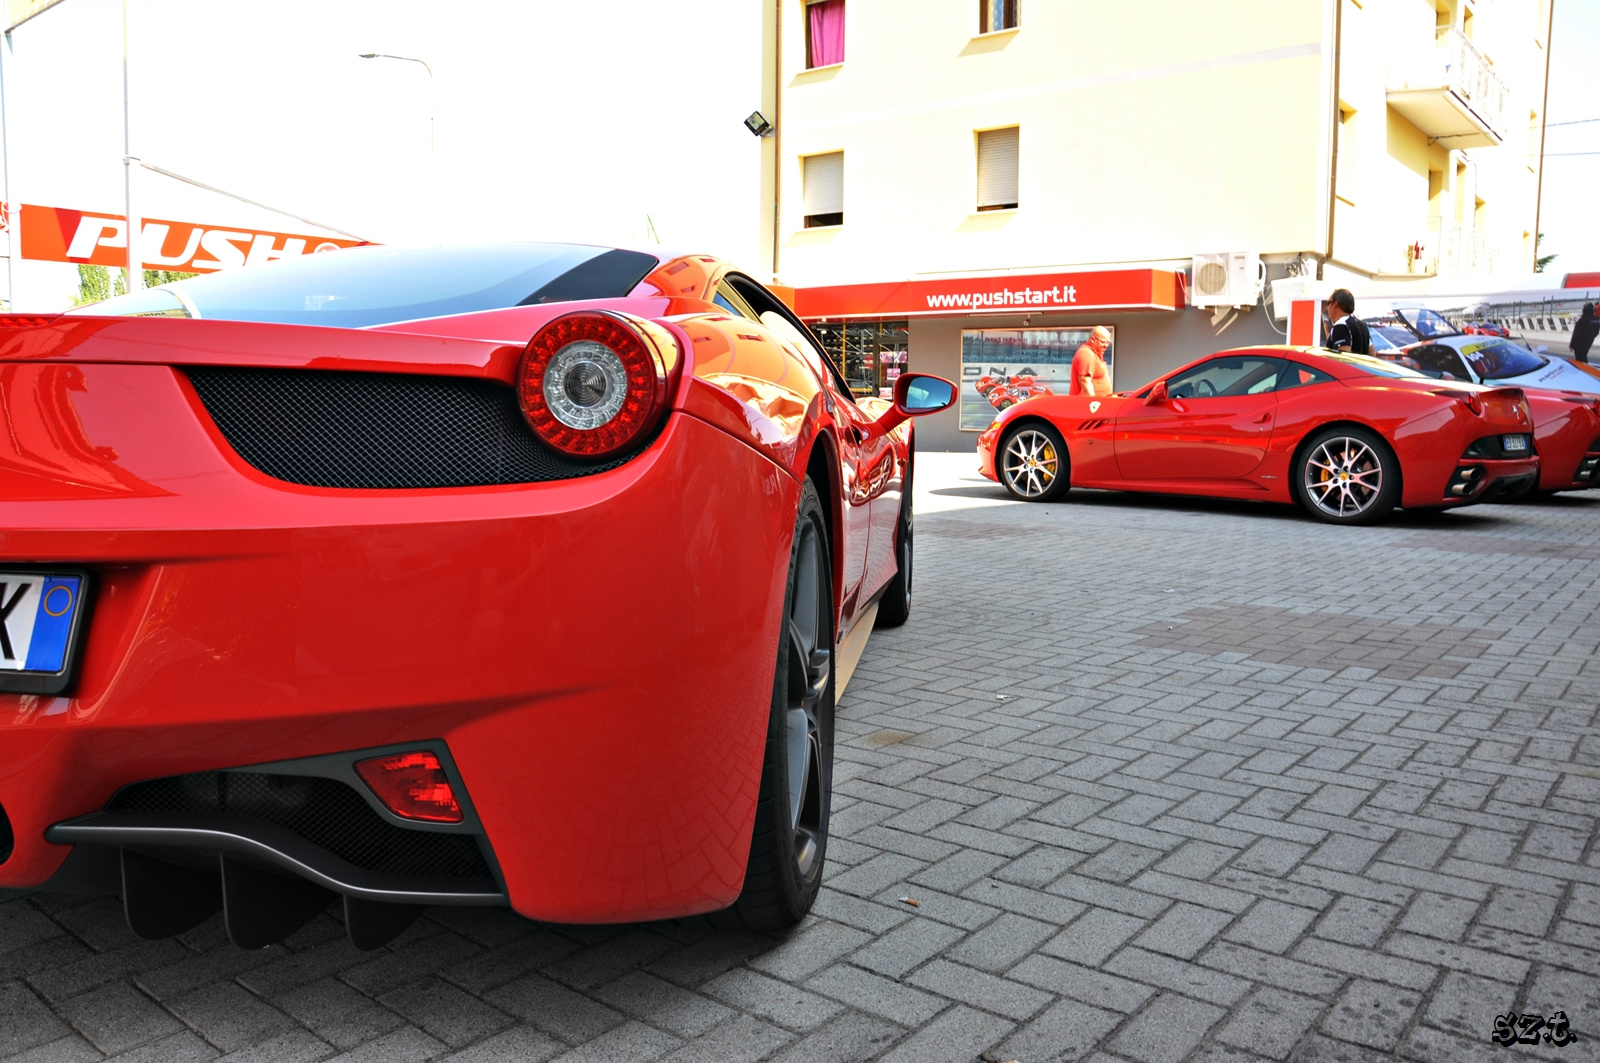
[{"left": 23, "top": 576, "right": 81, "bottom": 673}]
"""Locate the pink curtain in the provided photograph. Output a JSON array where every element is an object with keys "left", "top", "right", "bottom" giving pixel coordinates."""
[{"left": 808, "top": 0, "right": 844, "bottom": 67}]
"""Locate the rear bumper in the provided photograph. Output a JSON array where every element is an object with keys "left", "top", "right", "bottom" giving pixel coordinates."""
[{"left": 0, "top": 364, "right": 796, "bottom": 925}]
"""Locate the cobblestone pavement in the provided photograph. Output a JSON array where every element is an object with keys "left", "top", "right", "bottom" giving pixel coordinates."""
[{"left": 5, "top": 451, "right": 1600, "bottom": 1062}]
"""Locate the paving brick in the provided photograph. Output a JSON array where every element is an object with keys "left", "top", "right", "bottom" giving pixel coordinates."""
[
  {"left": 1479, "top": 887, "right": 1558, "bottom": 936},
  {"left": 1108, "top": 992, "right": 1226, "bottom": 1063},
  {"left": 379, "top": 977, "right": 515, "bottom": 1048},
  {"left": 1008, "top": 954, "right": 1156, "bottom": 1014},
  {"left": 654, "top": 1015, "right": 792, "bottom": 1063},
  {"left": 1215, "top": 987, "right": 1324, "bottom": 1061},
  {"left": 1043, "top": 908, "right": 1149, "bottom": 967},
  {"left": 1396, "top": 893, "right": 1478, "bottom": 942},
  {"left": 1319, "top": 978, "right": 1422, "bottom": 1052},
  {"left": 274, "top": 977, "right": 407, "bottom": 1051},
  {"left": 1224, "top": 900, "right": 1319, "bottom": 955},
  {"left": 944, "top": 912, "right": 1055, "bottom": 972},
  {"left": 700, "top": 967, "right": 843, "bottom": 1032},
  {"left": 846, "top": 917, "right": 965, "bottom": 979},
  {"left": 997, "top": 996, "right": 1122, "bottom": 1063},
  {"left": 906, "top": 959, "right": 1050, "bottom": 1020},
  {"left": 1420, "top": 971, "right": 1517, "bottom": 1040},
  {"left": 877, "top": 1004, "right": 1012, "bottom": 1063},
  {"left": 541, "top": 1020, "right": 679, "bottom": 1063},
  {"left": 1134, "top": 902, "right": 1235, "bottom": 960},
  {"left": 805, "top": 963, "right": 948, "bottom": 1027},
  {"left": 56, "top": 981, "right": 183, "bottom": 1055},
  {"left": 482, "top": 973, "right": 627, "bottom": 1044},
  {"left": 1103, "top": 947, "right": 1252, "bottom": 1007},
  {"left": 1312, "top": 896, "right": 1400, "bottom": 948},
  {"left": 320, "top": 1026, "right": 447, "bottom": 1063},
  {"left": 0, "top": 981, "right": 71, "bottom": 1057}
]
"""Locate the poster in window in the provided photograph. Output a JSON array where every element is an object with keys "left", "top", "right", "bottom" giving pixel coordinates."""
[{"left": 959, "top": 327, "right": 1114, "bottom": 431}]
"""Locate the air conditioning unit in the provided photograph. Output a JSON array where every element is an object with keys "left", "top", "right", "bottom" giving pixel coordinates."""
[
  {"left": 1190, "top": 252, "right": 1265, "bottom": 309},
  {"left": 1269, "top": 276, "right": 1314, "bottom": 321}
]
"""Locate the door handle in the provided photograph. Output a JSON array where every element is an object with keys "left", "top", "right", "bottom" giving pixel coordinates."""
[{"left": 1253, "top": 414, "right": 1272, "bottom": 424}]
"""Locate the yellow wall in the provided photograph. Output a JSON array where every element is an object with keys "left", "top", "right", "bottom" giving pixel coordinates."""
[{"left": 774, "top": 0, "right": 1548, "bottom": 287}]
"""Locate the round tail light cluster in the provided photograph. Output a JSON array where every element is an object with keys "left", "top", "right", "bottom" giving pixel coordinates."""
[{"left": 517, "top": 312, "right": 672, "bottom": 459}]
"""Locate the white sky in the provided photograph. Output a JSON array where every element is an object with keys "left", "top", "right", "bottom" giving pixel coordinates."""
[
  {"left": 1, "top": 0, "right": 1594, "bottom": 309},
  {"left": 1, "top": 0, "right": 767, "bottom": 308},
  {"left": 1538, "top": 0, "right": 1599, "bottom": 274}
]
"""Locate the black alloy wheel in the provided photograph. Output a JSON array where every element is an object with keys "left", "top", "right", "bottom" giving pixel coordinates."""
[
  {"left": 875, "top": 460, "right": 913, "bottom": 629},
  {"left": 999, "top": 422, "right": 1071, "bottom": 502},
  {"left": 1292, "top": 426, "right": 1401, "bottom": 525},
  {"left": 728, "top": 478, "right": 834, "bottom": 929}
]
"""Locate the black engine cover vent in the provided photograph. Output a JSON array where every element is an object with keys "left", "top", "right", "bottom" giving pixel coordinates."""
[{"left": 185, "top": 366, "right": 644, "bottom": 489}]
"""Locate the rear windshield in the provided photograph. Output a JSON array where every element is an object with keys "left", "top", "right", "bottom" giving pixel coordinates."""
[
  {"left": 1457, "top": 340, "right": 1546, "bottom": 381},
  {"left": 65, "top": 243, "right": 659, "bottom": 328}
]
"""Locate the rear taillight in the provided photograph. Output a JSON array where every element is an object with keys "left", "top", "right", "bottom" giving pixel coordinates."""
[
  {"left": 1434, "top": 389, "right": 1483, "bottom": 416},
  {"left": 517, "top": 311, "right": 671, "bottom": 459},
  {"left": 354, "top": 751, "right": 463, "bottom": 823},
  {"left": 0, "top": 314, "right": 61, "bottom": 328}
]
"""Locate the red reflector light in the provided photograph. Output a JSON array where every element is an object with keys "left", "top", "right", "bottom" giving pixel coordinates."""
[
  {"left": 0, "top": 314, "right": 62, "bottom": 328},
  {"left": 517, "top": 311, "right": 671, "bottom": 459},
  {"left": 354, "top": 751, "right": 463, "bottom": 823}
]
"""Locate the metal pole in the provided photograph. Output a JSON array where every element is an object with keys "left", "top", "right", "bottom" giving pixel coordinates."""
[
  {"left": 1, "top": 31, "right": 13, "bottom": 310},
  {"left": 122, "top": 0, "right": 141, "bottom": 290},
  {"left": 1533, "top": 0, "right": 1554, "bottom": 271},
  {"left": 358, "top": 54, "right": 433, "bottom": 155}
]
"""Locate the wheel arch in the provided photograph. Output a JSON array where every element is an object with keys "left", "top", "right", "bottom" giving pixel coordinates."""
[
  {"left": 802, "top": 431, "right": 845, "bottom": 615},
  {"left": 1289, "top": 419, "right": 1405, "bottom": 500}
]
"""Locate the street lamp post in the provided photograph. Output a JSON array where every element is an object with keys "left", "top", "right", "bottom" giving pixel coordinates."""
[
  {"left": 357, "top": 53, "right": 434, "bottom": 155},
  {"left": 123, "top": 0, "right": 141, "bottom": 290}
]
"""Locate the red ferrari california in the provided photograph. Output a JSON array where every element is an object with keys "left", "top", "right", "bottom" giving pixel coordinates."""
[
  {"left": 977, "top": 346, "right": 1538, "bottom": 524},
  {"left": 0, "top": 244, "right": 953, "bottom": 949}
]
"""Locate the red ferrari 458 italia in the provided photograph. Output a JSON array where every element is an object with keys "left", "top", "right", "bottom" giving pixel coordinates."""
[
  {"left": 976, "top": 345, "right": 1538, "bottom": 524},
  {"left": 0, "top": 244, "right": 954, "bottom": 949}
]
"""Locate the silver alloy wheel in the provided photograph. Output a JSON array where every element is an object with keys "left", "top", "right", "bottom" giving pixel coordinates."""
[
  {"left": 784, "top": 520, "right": 829, "bottom": 877},
  {"left": 1002, "top": 428, "right": 1060, "bottom": 498},
  {"left": 1304, "top": 436, "right": 1384, "bottom": 518}
]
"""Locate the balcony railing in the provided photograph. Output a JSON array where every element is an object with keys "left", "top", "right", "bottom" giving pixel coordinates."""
[
  {"left": 1426, "top": 217, "right": 1498, "bottom": 277},
  {"left": 1387, "top": 26, "right": 1507, "bottom": 147},
  {"left": 1437, "top": 26, "right": 1506, "bottom": 137}
]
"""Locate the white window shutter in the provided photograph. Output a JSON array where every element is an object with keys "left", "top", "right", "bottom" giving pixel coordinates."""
[
  {"left": 976, "top": 127, "right": 1019, "bottom": 208},
  {"left": 803, "top": 152, "right": 844, "bottom": 215}
]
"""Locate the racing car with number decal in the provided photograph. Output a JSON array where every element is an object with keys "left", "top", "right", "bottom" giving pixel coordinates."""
[
  {"left": 0, "top": 244, "right": 954, "bottom": 949},
  {"left": 1369, "top": 307, "right": 1600, "bottom": 395},
  {"left": 976, "top": 345, "right": 1538, "bottom": 524}
]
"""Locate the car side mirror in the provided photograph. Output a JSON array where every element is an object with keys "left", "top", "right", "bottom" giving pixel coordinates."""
[
  {"left": 863, "top": 373, "right": 955, "bottom": 440},
  {"left": 1144, "top": 380, "right": 1168, "bottom": 405}
]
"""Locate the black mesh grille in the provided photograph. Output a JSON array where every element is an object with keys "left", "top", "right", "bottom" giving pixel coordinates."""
[
  {"left": 110, "top": 772, "right": 491, "bottom": 879},
  {"left": 186, "top": 366, "right": 642, "bottom": 489}
]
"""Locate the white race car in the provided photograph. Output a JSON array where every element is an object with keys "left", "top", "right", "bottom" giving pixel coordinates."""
[{"left": 1369, "top": 307, "right": 1600, "bottom": 394}]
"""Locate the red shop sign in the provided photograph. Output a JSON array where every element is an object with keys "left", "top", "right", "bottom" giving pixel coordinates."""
[
  {"left": 18, "top": 203, "right": 366, "bottom": 273},
  {"left": 794, "top": 268, "right": 1184, "bottom": 319}
]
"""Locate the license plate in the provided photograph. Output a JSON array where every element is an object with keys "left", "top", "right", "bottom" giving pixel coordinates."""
[
  {"left": 0, "top": 571, "right": 89, "bottom": 695},
  {"left": 1502, "top": 434, "right": 1529, "bottom": 452}
]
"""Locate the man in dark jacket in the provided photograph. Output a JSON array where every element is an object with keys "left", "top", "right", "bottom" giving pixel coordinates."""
[
  {"left": 1570, "top": 303, "right": 1597, "bottom": 364},
  {"left": 1323, "top": 289, "right": 1370, "bottom": 354}
]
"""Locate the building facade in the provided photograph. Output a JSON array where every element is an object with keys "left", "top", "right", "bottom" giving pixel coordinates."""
[{"left": 756, "top": 0, "right": 1553, "bottom": 450}]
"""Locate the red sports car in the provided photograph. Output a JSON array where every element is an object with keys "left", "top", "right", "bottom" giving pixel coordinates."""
[
  {"left": 0, "top": 244, "right": 953, "bottom": 949},
  {"left": 1522, "top": 391, "right": 1600, "bottom": 494},
  {"left": 976, "top": 346, "right": 1538, "bottom": 524}
]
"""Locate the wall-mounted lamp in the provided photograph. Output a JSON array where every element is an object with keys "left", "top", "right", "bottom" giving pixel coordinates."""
[{"left": 744, "top": 111, "right": 775, "bottom": 138}]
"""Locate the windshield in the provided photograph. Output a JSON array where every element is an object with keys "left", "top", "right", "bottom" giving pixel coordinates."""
[
  {"left": 65, "top": 243, "right": 659, "bottom": 328},
  {"left": 1397, "top": 307, "right": 1461, "bottom": 340},
  {"left": 1457, "top": 339, "right": 1546, "bottom": 380},
  {"left": 1317, "top": 351, "right": 1429, "bottom": 379}
]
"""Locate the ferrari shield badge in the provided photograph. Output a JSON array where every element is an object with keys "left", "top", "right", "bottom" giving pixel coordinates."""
[{"left": 1089, "top": 401, "right": 1101, "bottom": 413}]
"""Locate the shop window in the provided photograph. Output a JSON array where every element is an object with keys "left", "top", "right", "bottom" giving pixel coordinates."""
[
  {"left": 802, "top": 152, "right": 844, "bottom": 228},
  {"left": 977, "top": 127, "right": 1019, "bottom": 211},
  {"left": 806, "top": 0, "right": 845, "bottom": 68},
  {"left": 810, "top": 320, "right": 909, "bottom": 398},
  {"left": 980, "top": 0, "right": 1018, "bottom": 33}
]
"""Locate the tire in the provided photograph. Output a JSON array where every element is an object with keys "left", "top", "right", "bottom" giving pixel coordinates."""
[
  {"left": 727, "top": 478, "right": 834, "bottom": 930},
  {"left": 999, "top": 422, "right": 1071, "bottom": 502},
  {"left": 1292, "top": 426, "right": 1400, "bottom": 525},
  {"left": 875, "top": 460, "right": 913, "bottom": 629}
]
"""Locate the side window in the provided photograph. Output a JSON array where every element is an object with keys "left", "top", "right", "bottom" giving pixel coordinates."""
[
  {"left": 724, "top": 273, "right": 858, "bottom": 404},
  {"left": 1408, "top": 345, "right": 1470, "bottom": 381},
  {"left": 1276, "top": 363, "right": 1337, "bottom": 391},
  {"left": 713, "top": 282, "right": 759, "bottom": 321},
  {"left": 1166, "top": 357, "right": 1286, "bottom": 399}
]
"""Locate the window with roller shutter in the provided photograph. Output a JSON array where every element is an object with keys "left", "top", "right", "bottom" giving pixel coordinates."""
[
  {"left": 976, "top": 127, "right": 1019, "bottom": 211},
  {"left": 803, "top": 152, "right": 844, "bottom": 228}
]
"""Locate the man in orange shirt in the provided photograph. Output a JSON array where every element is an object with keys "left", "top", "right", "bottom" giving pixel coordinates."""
[{"left": 1069, "top": 326, "right": 1113, "bottom": 396}]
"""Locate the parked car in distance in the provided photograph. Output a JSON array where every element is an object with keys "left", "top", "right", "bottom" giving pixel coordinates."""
[
  {"left": 1371, "top": 307, "right": 1600, "bottom": 395},
  {"left": 976, "top": 345, "right": 1538, "bottom": 524}
]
